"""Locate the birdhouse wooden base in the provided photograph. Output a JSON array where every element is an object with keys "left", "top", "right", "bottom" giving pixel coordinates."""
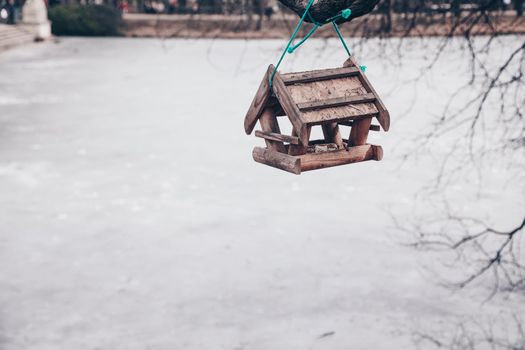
[
  {"left": 244, "top": 57, "right": 390, "bottom": 175},
  {"left": 252, "top": 143, "right": 383, "bottom": 175}
]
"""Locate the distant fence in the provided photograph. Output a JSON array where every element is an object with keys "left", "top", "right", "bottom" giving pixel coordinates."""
[
  {"left": 47, "top": 0, "right": 524, "bottom": 19},
  {"left": 122, "top": 11, "right": 525, "bottom": 38}
]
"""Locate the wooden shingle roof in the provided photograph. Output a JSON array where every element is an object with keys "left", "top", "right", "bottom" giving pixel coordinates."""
[{"left": 244, "top": 57, "right": 390, "bottom": 145}]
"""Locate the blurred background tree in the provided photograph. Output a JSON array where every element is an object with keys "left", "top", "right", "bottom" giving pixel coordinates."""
[{"left": 37, "top": 0, "right": 525, "bottom": 18}]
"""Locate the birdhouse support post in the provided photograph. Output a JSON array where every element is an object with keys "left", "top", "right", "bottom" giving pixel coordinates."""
[
  {"left": 288, "top": 126, "right": 312, "bottom": 156},
  {"left": 259, "top": 107, "right": 287, "bottom": 153},
  {"left": 322, "top": 122, "right": 344, "bottom": 148},
  {"left": 348, "top": 117, "right": 372, "bottom": 146}
]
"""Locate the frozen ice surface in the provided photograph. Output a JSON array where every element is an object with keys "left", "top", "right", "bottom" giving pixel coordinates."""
[{"left": 0, "top": 37, "right": 523, "bottom": 350}]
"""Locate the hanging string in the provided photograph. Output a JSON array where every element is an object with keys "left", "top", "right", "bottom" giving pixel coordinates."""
[
  {"left": 332, "top": 21, "right": 351, "bottom": 57},
  {"left": 268, "top": 0, "right": 317, "bottom": 89},
  {"left": 269, "top": 1, "right": 355, "bottom": 89}
]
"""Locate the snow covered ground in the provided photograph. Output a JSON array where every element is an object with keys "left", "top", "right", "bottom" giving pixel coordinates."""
[{"left": 0, "top": 37, "right": 523, "bottom": 350}]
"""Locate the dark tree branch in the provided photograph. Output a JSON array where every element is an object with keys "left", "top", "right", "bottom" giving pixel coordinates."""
[{"left": 405, "top": 215, "right": 525, "bottom": 294}]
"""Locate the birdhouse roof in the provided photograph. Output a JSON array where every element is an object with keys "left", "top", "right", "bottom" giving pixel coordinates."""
[{"left": 244, "top": 58, "right": 390, "bottom": 145}]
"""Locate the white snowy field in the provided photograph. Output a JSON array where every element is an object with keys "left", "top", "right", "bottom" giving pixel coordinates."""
[{"left": 0, "top": 37, "right": 523, "bottom": 350}]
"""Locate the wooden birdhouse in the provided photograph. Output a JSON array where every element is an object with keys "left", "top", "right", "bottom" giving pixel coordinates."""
[{"left": 244, "top": 56, "right": 390, "bottom": 174}]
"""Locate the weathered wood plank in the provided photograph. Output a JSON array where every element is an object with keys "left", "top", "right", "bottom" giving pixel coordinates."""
[
  {"left": 244, "top": 65, "right": 273, "bottom": 135},
  {"left": 297, "top": 93, "right": 376, "bottom": 111},
  {"left": 299, "top": 144, "right": 383, "bottom": 172},
  {"left": 349, "top": 117, "right": 372, "bottom": 146},
  {"left": 281, "top": 67, "right": 359, "bottom": 84},
  {"left": 272, "top": 72, "right": 308, "bottom": 145},
  {"left": 287, "top": 77, "right": 366, "bottom": 104},
  {"left": 255, "top": 130, "right": 300, "bottom": 145},
  {"left": 301, "top": 103, "right": 378, "bottom": 125},
  {"left": 343, "top": 57, "right": 390, "bottom": 131},
  {"left": 252, "top": 147, "right": 301, "bottom": 174}
]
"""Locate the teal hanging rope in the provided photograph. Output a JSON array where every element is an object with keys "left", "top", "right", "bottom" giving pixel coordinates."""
[
  {"left": 332, "top": 21, "right": 351, "bottom": 57},
  {"left": 287, "top": 24, "right": 320, "bottom": 54},
  {"left": 269, "top": 2, "right": 355, "bottom": 89},
  {"left": 268, "top": 0, "right": 317, "bottom": 89}
]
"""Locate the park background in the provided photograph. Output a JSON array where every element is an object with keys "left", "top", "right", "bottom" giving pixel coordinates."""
[{"left": 0, "top": 0, "right": 524, "bottom": 349}]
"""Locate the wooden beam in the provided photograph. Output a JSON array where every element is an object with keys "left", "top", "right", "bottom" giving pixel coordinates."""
[
  {"left": 288, "top": 126, "right": 311, "bottom": 156},
  {"left": 258, "top": 107, "right": 286, "bottom": 153},
  {"left": 244, "top": 65, "right": 273, "bottom": 135},
  {"left": 321, "top": 122, "right": 344, "bottom": 149},
  {"left": 373, "top": 144, "right": 383, "bottom": 161},
  {"left": 297, "top": 93, "right": 376, "bottom": 111},
  {"left": 252, "top": 147, "right": 301, "bottom": 175},
  {"left": 299, "top": 144, "right": 383, "bottom": 172},
  {"left": 339, "top": 121, "right": 381, "bottom": 131},
  {"left": 343, "top": 57, "right": 390, "bottom": 132},
  {"left": 255, "top": 130, "right": 300, "bottom": 145},
  {"left": 272, "top": 72, "right": 308, "bottom": 145},
  {"left": 349, "top": 117, "right": 372, "bottom": 146},
  {"left": 281, "top": 67, "right": 360, "bottom": 85}
]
